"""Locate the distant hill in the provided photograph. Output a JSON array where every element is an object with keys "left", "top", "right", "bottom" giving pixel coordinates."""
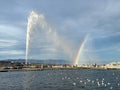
[{"left": 0, "top": 59, "right": 72, "bottom": 65}]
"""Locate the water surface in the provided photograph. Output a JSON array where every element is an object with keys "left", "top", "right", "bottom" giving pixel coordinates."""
[{"left": 0, "top": 69, "right": 120, "bottom": 90}]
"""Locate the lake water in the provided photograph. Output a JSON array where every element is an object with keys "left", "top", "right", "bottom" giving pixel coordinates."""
[{"left": 0, "top": 69, "right": 120, "bottom": 90}]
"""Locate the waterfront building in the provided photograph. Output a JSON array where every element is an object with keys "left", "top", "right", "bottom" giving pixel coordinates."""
[{"left": 105, "top": 62, "right": 120, "bottom": 69}]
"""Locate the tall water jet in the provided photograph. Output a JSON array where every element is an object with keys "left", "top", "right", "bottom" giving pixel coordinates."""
[
  {"left": 74, "top": 34, "right": 88, "bottom": 65},
  {"left": 26, "top": 14, "right": 30, "bottom": 65},
  {"left": 26, "top": 11, "right": 34, "bottom": 64},
  {"left": 26, "top": 11, "right": 75, "bottom": 64},
  {"left": 26, "top": 11, "right": 42, "bottom": 64}
]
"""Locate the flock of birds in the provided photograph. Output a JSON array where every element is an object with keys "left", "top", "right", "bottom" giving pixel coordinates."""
[
  {"left": 59, "top": 72, "right": 120, "bottom": 89},
  {"left": 46, "top": 70, "right": 120, "bottom": 89}
]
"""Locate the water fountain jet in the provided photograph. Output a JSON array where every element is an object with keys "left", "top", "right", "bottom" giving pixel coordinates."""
[{"left": 26, "top": 11, "right": 76, "bottom": 64}]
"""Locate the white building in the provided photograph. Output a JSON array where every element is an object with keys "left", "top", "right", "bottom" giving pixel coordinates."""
[{"left": 105, "top": 62, "right": 120, "bottom": 69}]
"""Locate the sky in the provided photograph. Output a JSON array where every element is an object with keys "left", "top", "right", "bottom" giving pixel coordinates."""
[{"left": 0, "top": 0, "right": 120, "bottom": 64}]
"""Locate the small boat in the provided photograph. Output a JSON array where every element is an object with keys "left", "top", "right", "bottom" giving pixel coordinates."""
[{"left": 0, "top": 70, "right": 9, "bottom": 72}]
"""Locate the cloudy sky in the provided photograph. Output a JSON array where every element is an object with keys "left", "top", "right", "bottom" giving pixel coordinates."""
[{"left": 0, "top": 0, "right": 120, "bottom": 64}]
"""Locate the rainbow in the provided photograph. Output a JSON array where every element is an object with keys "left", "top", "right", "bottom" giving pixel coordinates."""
[{"left": 74, "top": 34, "right": 88, "bottom": 65}]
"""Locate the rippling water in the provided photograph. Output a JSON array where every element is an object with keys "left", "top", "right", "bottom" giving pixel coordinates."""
[{"left": 0, "top": 69, "right": 120, "bottom": 90}]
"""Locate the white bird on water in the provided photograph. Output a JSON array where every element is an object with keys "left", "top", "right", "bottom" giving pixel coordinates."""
[
  {"left": 73, "top": 82, "right": 76, "bottom": 86},
  {"left": 110, "top": 86, "right": 113, "bottom": 89},
  {"left": 97, "top": 81, "right": 100, "bottom": 87}
]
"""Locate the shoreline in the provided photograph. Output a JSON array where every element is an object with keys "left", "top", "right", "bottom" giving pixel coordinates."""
[{"left": 0, "top": 67, "right": 120, "bottom": 72}]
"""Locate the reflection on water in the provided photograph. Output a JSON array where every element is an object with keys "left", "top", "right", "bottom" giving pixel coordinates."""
[
  {"left": 23, "top": 71, "right": 32, "bottom": 90},
  {"left": 0, "top": 69, "right": 120, "bottom": 90}
]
